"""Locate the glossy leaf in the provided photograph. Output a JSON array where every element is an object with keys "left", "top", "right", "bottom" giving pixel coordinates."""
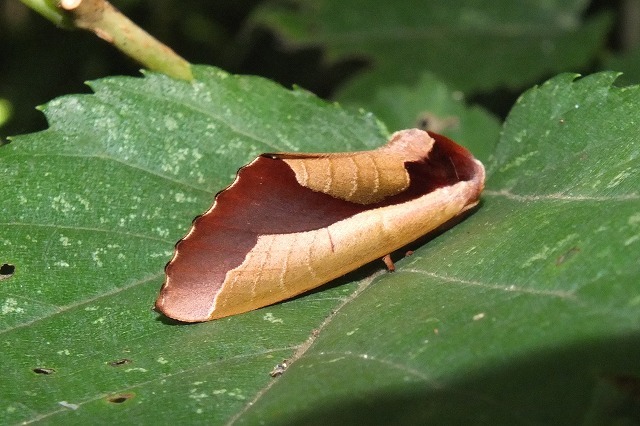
[
  {"left": 0, "top": 65, "right": 387, "bottom": 424},
  {"left": 2, "top": 68, "right": 639, "bottom": 424},
  {"left": 235, "top": 72, "right": 640, "bottom": 424}
]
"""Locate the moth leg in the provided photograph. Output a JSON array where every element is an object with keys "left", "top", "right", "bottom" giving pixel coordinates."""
[{"left": 382, "top": 254, "right": 395, "bottom": 272}]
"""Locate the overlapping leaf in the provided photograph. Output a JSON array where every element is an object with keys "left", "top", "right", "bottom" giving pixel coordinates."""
[
  {"left": 249, "top": 0, "right": 612, "bottom": 102},
  {"left": 0, "top": 66, "right": 387, "bottom": 424},
  {"left": 237, "top": 73, "right": 640, "bottom": 424},
  {"left": 1, "top": 68, "right": 638, "bottom": 424}
]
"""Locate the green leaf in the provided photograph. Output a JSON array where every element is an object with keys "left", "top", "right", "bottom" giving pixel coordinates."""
[
  {"left": 0, "top": 65, "right": 388, "bottom": 424},
  {"left": 358, "top": 72, "right": 502, "bottom": 163},
  {"left": 3, "top": 68, "right": 640, "bottom": 424},
  {"left": 234, "top": 73, "right": 640, "bottom": 424},
  {"left": 249, "top": 0, "right": 612, "bottom": 102}
]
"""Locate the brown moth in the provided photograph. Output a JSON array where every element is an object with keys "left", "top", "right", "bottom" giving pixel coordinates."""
[{"left": 156, "top": 129, "right": 485, "bottom": 322}]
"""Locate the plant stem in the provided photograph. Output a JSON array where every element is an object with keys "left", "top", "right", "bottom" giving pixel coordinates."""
[
  {"left": 20, "top": 0, "right": 193, "bottom": 81},
  {"left": 20, "top": 0, "right": 72, "bottom": 27}
]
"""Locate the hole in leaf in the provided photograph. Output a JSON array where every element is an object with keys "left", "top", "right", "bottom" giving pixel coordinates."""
[
  {"left": 0, "top": 263, "right": 15, "bottom": 280},
  {"left": 107, "top": 393, "right": 134, "bottom": 404},
  {"left": 33, "top": 367, "right": 56, "bottom": 375},
  {"left": 108, "top": 358, "right": 132, "bottom": 367}
]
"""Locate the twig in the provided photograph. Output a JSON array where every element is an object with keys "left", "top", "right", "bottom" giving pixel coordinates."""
[{"left": 20, "top": 0, "right": 193, "bottom": 81}]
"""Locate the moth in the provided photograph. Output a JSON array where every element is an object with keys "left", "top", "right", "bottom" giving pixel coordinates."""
[{"left": 156, "top": 129, "right": 485, "bottom": 322}]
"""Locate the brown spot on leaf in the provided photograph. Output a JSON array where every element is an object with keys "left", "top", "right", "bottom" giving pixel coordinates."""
[
  {"left": 33, "top": 367, "right": 56, "bottom": 375},
  {"left": 556, "top": 247, "right": 580, "bottom": 265},
  {"left": 107, "top": 393, "right": 134, "bottom": 404},
  {"left": 108, "top": 358, "right": 132, "bottom": 367}
]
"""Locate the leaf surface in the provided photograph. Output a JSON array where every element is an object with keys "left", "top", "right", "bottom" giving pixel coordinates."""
[
  {"left": 0, "top": 66, "right": 386, "bottom": 424},
  {"left": 2, "top": 68, "right": 639, "bottom": 424},
  {"left": 249, "top": 0, "right": 611, "bottom": 102},
  {"left": 235, "top": 73, "right": 640, "bottom": 424}
]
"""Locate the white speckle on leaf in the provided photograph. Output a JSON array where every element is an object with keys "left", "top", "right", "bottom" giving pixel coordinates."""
[
  {"left": 189, "top": 390, "right": 208, "bottom": 400},
  {"left": 92, "top": 249, "right": 104, "bottom": 267},
  {"left": 150, "top": 251, "right": 174, "bottom": 258},
  {"left": 92, "top": 317, "right": 105, "bottom": 325},
  {"left": 606, "top": 169, "right": 631, "bottom": 189},
  {"left": 196, "top": 171, "right": 206, "bottom": 184},
  {"left": 263, "top": 312, "right": 283, "bottom": 324},
  {"left": 212, "top": 389, "right": 227, "bottom": 395},
  {"left": 58, "top": 401, "right": 79, "bottom": 410},
  {"left": 59, "top": 235, "right": 71, "bottom": 247},
  {"left": 154, "top": 227, "right": 170, "bottom": 238},
  {"left": 522, "top": 245, "right": 550, "bottom": 267},
  {"left": 629, "top": 213, "right": 640, "bottom": 226},
  {"left": 76, "top": 195, "right": 90, "bottom": 210},
  {"left": 164, "top": 116, "right": 178, "bottom": 131},
  {"left": 51, "top": 194, "right": 74, "bottom": 213},
  {"left": 157, "top": 357, "right": 168, "bottom": 365},
  {"left": 228, "top": 389, "right": 246, "bottom": 400},
  {"left": 1, "top": 298, "right": 24, "bottom": 315},
  {"left": 346, "top": 329, "right": 358, "bottom": 336},
  {"left": 57, "top": 349, "right": 71, "bottom": 356},
  {"left": 499, "top": 151, "right": 538, "bottom": 173},
  {"left": 125, "top": 367, "right": 148, "bottom": 373},
  {"left": 473, "top": 312, "right": 486, "bottom": 321},
  {"left": 54, "top": 260, "right": 70, "bottom": 267},
  {"left": 624, "top": 235, "right": 639, "bottom": 246},
  {"left": 554, "top": 233, "right": 579, "bottom": 250}
]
